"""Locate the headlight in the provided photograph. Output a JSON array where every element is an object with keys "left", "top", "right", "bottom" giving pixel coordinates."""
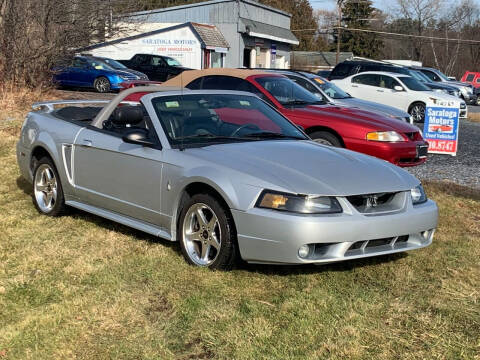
[
  {"left": 411, "top": 184, "right": 427, "bottom": 205},
  {"left": 119, "top": 75, "right": 130, "bottom": 80},
  {"left": 256, "top": 190, "right": 342, "bottom": 214},
  {"left": 434, "top": 89, "right": 447, "bottom": 94},
  {"left": 366, "top": 131, "right": 405, "bottom": 142}
]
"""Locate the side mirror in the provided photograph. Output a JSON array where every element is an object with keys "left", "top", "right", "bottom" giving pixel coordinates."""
[
  {"left": 394, "top": 85, "right": 404, "bottom": 92},
  {"left": 122, "top": 131, "right": 156, "bottom": 147},
  {"left": 448, "top": 76, "right": 456, "bottom": 81}
]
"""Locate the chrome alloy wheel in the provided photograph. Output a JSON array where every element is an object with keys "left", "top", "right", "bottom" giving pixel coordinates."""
[
  {"left": 95, "top": 77, "right": 110, "bottom": 93},
  {"left": 182, "top": 203, "right": 221, "bottom": 266},
  {"left": 410, "top": 104, "right": 425, "bottom": 122},
  {"left": 313, "top": 138, "right": 334, "bottom": 146},
  {"left": 34, "top": 164, "right": 58, "bottom": 213}
]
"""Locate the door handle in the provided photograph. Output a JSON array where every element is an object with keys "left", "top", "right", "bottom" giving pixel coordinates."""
[
  {"left": 376, "top": 89, "right": 384, "bottom": 92},
  {"left": 351, "top": 85, "right": 358, "bottom": 88},
  {"left": 82, "top": 139, "right": 92, "bottom": 147}
]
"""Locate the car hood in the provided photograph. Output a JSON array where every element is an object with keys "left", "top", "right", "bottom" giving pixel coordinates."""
[
  {"left": 119, "top": 68, "right": 146, "bottom": 78},
  {"left": 335, "top": 98, "right": 410, "bottom": 119},
  {"left": 186, "top": 140, "right": 419, "bottom": 196},
  {"left": 294, "top": 104, "right": 418, "bottom": 132}
]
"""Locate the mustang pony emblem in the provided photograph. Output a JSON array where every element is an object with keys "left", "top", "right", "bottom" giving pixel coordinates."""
[{"left": 366, "top": 195, "right": 379, "bottom": 208}]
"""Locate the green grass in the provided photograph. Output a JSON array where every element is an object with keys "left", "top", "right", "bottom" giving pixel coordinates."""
[{"left": 1, "top": 116, "right": 479, "bottom": 359}]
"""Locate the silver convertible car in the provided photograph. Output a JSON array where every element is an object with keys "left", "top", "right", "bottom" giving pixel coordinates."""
[{"left": 17, "top": 86, "right": 438, "bottom": 269}]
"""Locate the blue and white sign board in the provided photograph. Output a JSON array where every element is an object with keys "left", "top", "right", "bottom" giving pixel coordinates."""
[{"left": 423, "top": 98, "right": 460, "bottom": 156}]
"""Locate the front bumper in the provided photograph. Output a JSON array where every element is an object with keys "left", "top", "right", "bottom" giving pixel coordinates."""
[
  {"left": 345, "top": 138, "right": 428, "bottom": 167},
  {"left": 232, "top": 198, "right": 438, "bottom": 265},
  {"left": 462, "top": 93, "right": 476, "bottom": 104}
]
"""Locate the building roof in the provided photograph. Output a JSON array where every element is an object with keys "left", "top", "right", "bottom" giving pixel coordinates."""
[
  {"left": 81, "top": 22, "right": 229, "bottom": 52},
  {"left": 128, "top": 0, "right": 292, "bottom": 19},
  {"left": 292, "top": 51, "right": 354, "bottom": 67},
  {"left": 239, "top": 18, "right": 298, "bottom": 45},
  {"left": 191, "top": 23, "right": 229, "bottom": 49},
  {"left": 162, "top": 68, "right": 282, "bottom": 87}
]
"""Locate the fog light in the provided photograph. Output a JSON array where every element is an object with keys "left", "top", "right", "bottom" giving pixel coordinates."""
[{"left": 298, "top": 245, "right": 310, "bottom": 259}]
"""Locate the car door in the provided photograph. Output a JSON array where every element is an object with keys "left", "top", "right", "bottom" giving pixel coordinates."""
[
  {"left": 378, "top": 74, "right": 410, "bottom": 110},
  {"left": 69, "top": 58, "right": 90, "bottom": 86},
  {"left": 150, "top": 56, "right": 169, "bottom": 81},
  {"left": 72, "top": 106, "right": 168, "bottom": 229},
  {"left": 348, "top": 73, "right": 380, "bottom": 100},
  {"left": 132, "top": 55, "right": 153, "bottom": 79}
]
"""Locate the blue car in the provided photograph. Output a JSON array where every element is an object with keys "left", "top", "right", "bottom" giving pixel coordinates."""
[{"left": 53, "top": 56, "right": 148, "bottom": 93}]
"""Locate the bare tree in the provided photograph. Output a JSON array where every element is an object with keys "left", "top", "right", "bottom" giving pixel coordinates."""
[{"left": 0, "top": 0, "right": 137, "bottom": 86}]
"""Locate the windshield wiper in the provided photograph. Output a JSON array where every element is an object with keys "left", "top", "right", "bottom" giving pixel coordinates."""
[
  {"left": 282, "top": 100, "right": 309, "bottom": 106},
  {"left": 243, "top": 132, "right": 305, "bottom": 140}
]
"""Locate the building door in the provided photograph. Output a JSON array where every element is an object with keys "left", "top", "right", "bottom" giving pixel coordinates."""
[{"left": 243, "top": 48, "right": 252, "bottom": 68}]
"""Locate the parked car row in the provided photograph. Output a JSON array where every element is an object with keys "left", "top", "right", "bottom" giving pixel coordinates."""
[
  {"left": 163, "top": 69, "right": 429, "bottom": 167},
  {"left": 53, "top": 54, "right": 191, "bottom": 92},
  {"left": 17, "top": 85, "right": 438, "bottom": 269}
]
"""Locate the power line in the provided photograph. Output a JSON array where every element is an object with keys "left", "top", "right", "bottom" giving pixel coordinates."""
[{"left": 291, "top": 26, "right": 480, "bottom": 44}]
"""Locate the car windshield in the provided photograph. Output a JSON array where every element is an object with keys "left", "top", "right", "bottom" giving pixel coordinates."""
[
  {"left": 152, "top": 94, "right": 307, "bottom": 148},
  {"left": 88, "top": 60, "right": 115, "bottom": 71},
  {"left": 99, "top": 58, "right": 128, "bottom": 69},
  {"left": 407, "top": 70, "right": 428, "bottom": 83},
  {"left": 255, "top": 76, "right": 324, "bottom": 106},
  {"left": 412, "top": 70, "right": 433, "bottom": 83},
  {"left": 400, "top": 76, "right": 431, "bottom": 91},
  {"left": 312, "top": 77, "right": 351, "bottom": 99},
  {"left": 435, "top": 69, "right": 451, "bottom": 81},
  {"left": 165, "top": 57, "right": 182, "bottom": 66}
]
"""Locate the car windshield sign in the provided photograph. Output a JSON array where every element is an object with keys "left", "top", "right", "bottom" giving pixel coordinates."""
[
  {"left": 101, "top": 58, "right": 128, "bottom": 69},
  {"left": 314, "top": 78, "right": 351, "bottom": 99},
  {"left": 152, "top": 94, "right": 307, "bottom": 148},
  {"left": 255, "top": 77, "right": 322, "bottom": 106}
]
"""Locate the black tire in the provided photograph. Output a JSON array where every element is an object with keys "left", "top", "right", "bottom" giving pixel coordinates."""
[
  {"left": 178, "top": 193, "right": 237, "bottom": 270},
  {"left": 309, "top": 131, "right": 342, "bottom": 147},
  {"left": 409, "top": 102, "right": 426, "bottom": 123},
  {"left": 32, "top": 156, "right": 67, "bottom": 217},
  {"left": 93, "top": 76, "right": 111, "bottom": 93}
]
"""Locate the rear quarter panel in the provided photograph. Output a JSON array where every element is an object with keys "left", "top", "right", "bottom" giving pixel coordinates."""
[{"left": 18, "top": 112, "right": 84, "bottom": 198}]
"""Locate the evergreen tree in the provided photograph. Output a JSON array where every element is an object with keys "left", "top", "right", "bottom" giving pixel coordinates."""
[{"left": 335, "top": 0, "right": 383, "bottom": 58}]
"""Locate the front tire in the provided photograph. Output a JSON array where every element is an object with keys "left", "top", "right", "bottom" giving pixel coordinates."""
[
  {"left": 32, "top": 157, "right": 66, "bottom": 216},
  {"left": 309, "top": 131, "right": 342, "bottom": 147},
  {"left": 178, "top": 193, "right": 237, "bottom": 270},
  {"left": 409, "top": 102, "right": 426, "bottom": 123},
  {"left": 93, "top": 76, "right": 111, "bottom": 93}
]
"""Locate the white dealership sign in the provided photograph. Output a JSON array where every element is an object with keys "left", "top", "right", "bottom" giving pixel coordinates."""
[{"left": 89, "top": 25, "right": 202, "bottom": 69}]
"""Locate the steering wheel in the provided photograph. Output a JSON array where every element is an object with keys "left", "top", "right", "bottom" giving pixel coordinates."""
[{"left": 230, "top": 123, "right": 261, "bottom": 137}]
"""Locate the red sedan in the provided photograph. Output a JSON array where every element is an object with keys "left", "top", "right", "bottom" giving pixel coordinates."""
[{"left": 163, "top": 69, "right": 428, "bottom": 167}]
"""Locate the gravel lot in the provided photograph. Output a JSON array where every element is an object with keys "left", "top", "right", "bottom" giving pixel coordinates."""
[
  {"left": 407, "top": 119, "right": 480, "bottom": 189},
  {"left": 50, "top": 90, "right": 480, "bottom": 190}
]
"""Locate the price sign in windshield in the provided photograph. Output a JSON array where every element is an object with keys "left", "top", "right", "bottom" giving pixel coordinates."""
[{"left": 423, "top": 99, "right": 460, "bottom": 156}]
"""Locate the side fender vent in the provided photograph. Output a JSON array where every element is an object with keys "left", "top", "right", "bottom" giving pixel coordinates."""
[{"left": 62, "top": 144, "right": 74, "bottom": 184}]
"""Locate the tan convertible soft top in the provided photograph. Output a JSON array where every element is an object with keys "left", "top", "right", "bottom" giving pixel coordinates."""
[{"left": 162, "top": 68, "right": 274, "bottom": 88}]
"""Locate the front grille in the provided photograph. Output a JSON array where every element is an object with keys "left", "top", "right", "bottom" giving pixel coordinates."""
[
  {"left": 347, "top": 192, "right": 397, "bottom": 212},
  {"left": 346, "top": 235, "right": 410, "bottom": 254}
]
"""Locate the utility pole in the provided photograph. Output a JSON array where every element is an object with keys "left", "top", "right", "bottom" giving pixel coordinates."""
[{"left": 336, "top": 0, "right": 344, "bottom": 64}]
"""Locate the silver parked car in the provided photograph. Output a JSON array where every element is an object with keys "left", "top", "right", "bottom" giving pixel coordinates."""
[{"left": 17, "top": 87, "right": 438, "bottom": 269}]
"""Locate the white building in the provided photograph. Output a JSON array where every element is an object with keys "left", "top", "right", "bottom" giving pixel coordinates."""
[{"left": 83, "top": 0, "right": 298, "bottom": 69}]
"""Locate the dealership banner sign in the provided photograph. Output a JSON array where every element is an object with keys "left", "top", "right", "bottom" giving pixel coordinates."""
[{"left": 423, "top": 99, "right": 460, "bottom": 156}]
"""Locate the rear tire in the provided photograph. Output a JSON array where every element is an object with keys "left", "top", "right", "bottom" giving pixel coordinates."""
[
  {"left": 94, "top": 76, "right": 111, "bottom": 93},
  {"left": 178, "top": 193, "right": 237, "bottom": 270},
  {"left": 409, "top": 102, "right": 426, "bottom": 123},
  {"left": 32, "top": 157, "right": 67, "bottom": 217},
  {"left": 309, "top": 131, "right": 342, "bottom": 147}
]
